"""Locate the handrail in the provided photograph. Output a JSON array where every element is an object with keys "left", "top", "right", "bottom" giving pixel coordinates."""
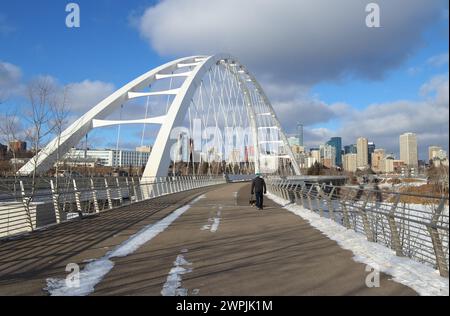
[
  {"left": 267, "top": 178, "right": 449, "bottom": 278},
  {"left": 0, "top": 176, "right": 226, "bottom": 239}
]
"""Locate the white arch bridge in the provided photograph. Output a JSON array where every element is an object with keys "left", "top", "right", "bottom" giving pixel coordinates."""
[{"left": 18, "top": 54, "right": 301, "bottom": 178}]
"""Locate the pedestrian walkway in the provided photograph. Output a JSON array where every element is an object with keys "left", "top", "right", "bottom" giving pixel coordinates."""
[{"left": 0, "top": 183, "right": 416, "bottom": 295}]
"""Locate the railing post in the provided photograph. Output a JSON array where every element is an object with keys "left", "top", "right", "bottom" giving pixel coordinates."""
[
  {"left": 281, "top": 181, "right": 289, "bottom": 200},
  {"left": 299, "top": 184, "right": 306, "bottom": 208},
  {"left": 359, "top": 192, "right": 374, "bottom": 242},
  {"left": 73, "top": 179, "right": 82, "bottom": 213},
  {"left": 427, "top": 198, "right": 449, "bottom": 277},
  {"left": 90, "top": 178, "right": 100, "bottom": 213},
  {"left": 116, "top": 178, "right": 123, "bottom": 205},
  {"left": 19, "top": 181, "right": 34, "bottom": 231},
  {"left": 50, "top": 179, "right": 61, "bottom": 224},
  {"left": 175, "top": 177, "right": 180, "bottom": 193},
  {"left": 316, "top": 183, "right": 324, "bottom": 216},
  {"left": 387, "top": 195, "right": 404, "bottom": 257},
  {"left": 327, "top": 186, "right": 336, "bottom": 221},
  {"left": 104, "top": 178, "right": 113, "bottom": 210},
  {"left": 307, "top": 185, "right": 314, "bottom": 210},
  {"left": 158, "top": 177, "right": 164, "bottom": 195},
  {"left": 340, "top": 191, "right": 351, "bottom": 229},
  {"left": 131, "top": 177, "right": 140, "bottom": 202},
  {"left": 139, "top": 178, "right": 145, "bottom": 200},
  {"left": 164, "top": 177, "right": 169, "bottom": 194},
  {"left": 153, "top": 177, "right": 160, "bottom": 197},
  {"left": 125, "top": 177, "right": 131, "bottom": 203},
  {"left": 293, "top": 184, "right": 301, "bottom": 205}
]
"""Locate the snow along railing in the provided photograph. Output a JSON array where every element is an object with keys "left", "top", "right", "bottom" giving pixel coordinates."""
[
  {"left": 0, "top": 175, "right": 225, "bottom": 239},
  {"left": 266, "top": 177, "right": 449, "bottom": 278}
]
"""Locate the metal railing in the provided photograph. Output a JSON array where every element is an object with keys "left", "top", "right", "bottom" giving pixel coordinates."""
[
  {"left": 266, "top": 177, "right": 449, "bottom": 278},
  {"left": 0, "top": 175, "right": 226, "bottom": 239}
]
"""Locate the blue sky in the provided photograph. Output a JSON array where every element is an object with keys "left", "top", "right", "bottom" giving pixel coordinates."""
[{"left": 1, "top": 0, "right": 449, "bottom": 160}]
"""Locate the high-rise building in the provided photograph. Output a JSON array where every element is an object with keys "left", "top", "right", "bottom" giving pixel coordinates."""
[
  {"left": 344, "top": 144, "right": 357, "bottom": 154},
  {"left": 371, "top": 148, "right": 385, "bottom": 173},
  {"left": 343, "top": 153, "right": 357, "bottom": 172},
  {"left": 320, "top": 144, "right": 336, "bottom": 168},
  {"left": 400, "top": 133, "right": 418, "bottom": 168},
  {"left": 297, "top": 123, "right": 304, "bottom": 147},
  {"left": 9, "top": 140, "right": 27, "bottom": 153},
  {"left": 368, "top": 142, "right": 376, "bottom": 165},
  {"left": 310, "top": 149, "right": 321, "bottom": 162},
  {"left": 0, "top": 143, "right": 7, "bottom": 160},
  {"left": 382, "top": 156, "right": 394, "bottom": 173},
  {"left": 326, "top": 137, "right": 342, "bottom": 167},
  {"left": 356, "top": 137, "right": 369, "bottom": 169},
  {"left": 428, "top": 146, "right": 442, "bottom": 161}
]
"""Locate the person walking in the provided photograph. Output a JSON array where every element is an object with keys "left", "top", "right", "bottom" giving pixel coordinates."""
[{"left": 251, "top": 173, "right": 267, "bottom": 210}]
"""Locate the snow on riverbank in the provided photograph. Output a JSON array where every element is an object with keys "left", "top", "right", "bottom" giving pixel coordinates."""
[
  {"left": 45, "top": 195, "right": 206, "bottom": 296},
  {"left": 267, "top": 193, "right": 449, "bottom": 296}
]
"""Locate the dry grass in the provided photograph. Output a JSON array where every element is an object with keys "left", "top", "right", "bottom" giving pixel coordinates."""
[{"left": 397, "top": 184, "right": 447, "bottom": 204}]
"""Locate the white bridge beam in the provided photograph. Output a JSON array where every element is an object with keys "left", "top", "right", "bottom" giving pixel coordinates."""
[
  {"left": 92, "top": 116, "right": 166, "bottom": 128},
  {"left": 18, "top": 54, "right": 301, "bottom": 177},
  {"left": 128, "top": 89, "right": 180, "bottom": 99}
]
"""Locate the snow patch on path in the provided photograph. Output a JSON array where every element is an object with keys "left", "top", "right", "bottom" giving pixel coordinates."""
[
  {"left": 267, "top": 192, "right": 449, "bottom": 296},
  {"left": 45, "top": 195, "right": 206, "bottom": 296},
  {"left": 161, "top": 254, "right": 193, "bottom": 296},
  {"left": 201, "top": 206, "right": 222, "bottom": 233}
]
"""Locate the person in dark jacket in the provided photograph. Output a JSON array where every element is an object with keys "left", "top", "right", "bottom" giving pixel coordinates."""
[{"left": 251, "top": 173, "right": 267, "bottom": 210}]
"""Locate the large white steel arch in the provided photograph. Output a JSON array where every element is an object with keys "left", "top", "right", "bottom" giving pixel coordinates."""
[{"left": 18, "top": 54, "right": 301, "bottom": 178}]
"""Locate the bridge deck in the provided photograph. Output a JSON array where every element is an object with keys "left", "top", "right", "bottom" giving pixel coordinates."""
[{"left": 0, "top": 183, "right": 416, "bottom": 296}]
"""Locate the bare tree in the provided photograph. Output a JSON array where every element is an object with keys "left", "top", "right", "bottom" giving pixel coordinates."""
[
  {"left": 49, "top": 85, "right": 70, "bottom": 190},
  {"left": 21, "top": 78, "right": 58, "bottom": 228},
  {"left": 0, "top": 108, "right": 23, "bottom": 193}
]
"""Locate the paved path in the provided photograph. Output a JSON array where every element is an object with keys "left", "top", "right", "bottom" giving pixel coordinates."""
[{"left": 0, "top": 183, "right": 416, "bottom": 296}]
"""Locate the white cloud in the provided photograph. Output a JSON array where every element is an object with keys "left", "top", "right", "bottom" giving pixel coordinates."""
[
  {"left": 336, "top": 74, "right": 449, "bottom": 158},
  {"left": 0, "top": 61, "right": 22, "bottom": 99},
  {"left": 427, "top": 53, "right": 449, "bottom": 67},
  {"left": 66, "top": 80, "right": 116, "bottom": 114},
  {"left": 136, "top": 0, "right": 444, "bottom": 84}
]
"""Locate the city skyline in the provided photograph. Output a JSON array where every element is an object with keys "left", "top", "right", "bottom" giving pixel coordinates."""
[{"left": 1, "top": 0, "right": 448, "bottom": 162}]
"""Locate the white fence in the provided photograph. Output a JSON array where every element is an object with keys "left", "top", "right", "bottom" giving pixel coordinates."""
[
  {"left": 267, "top": 178, "right": 449, "bottom": 278},
  {"left": 0, "top": 176, "right": 225, "bottom": 239}
]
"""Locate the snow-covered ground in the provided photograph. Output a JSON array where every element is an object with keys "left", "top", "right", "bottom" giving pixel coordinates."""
[
  {"left": 45, "top": 195, "right": 206, "bottom": 296},
  {"left": 267, "top": 192, "right": 449, "bottom": 296}
]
